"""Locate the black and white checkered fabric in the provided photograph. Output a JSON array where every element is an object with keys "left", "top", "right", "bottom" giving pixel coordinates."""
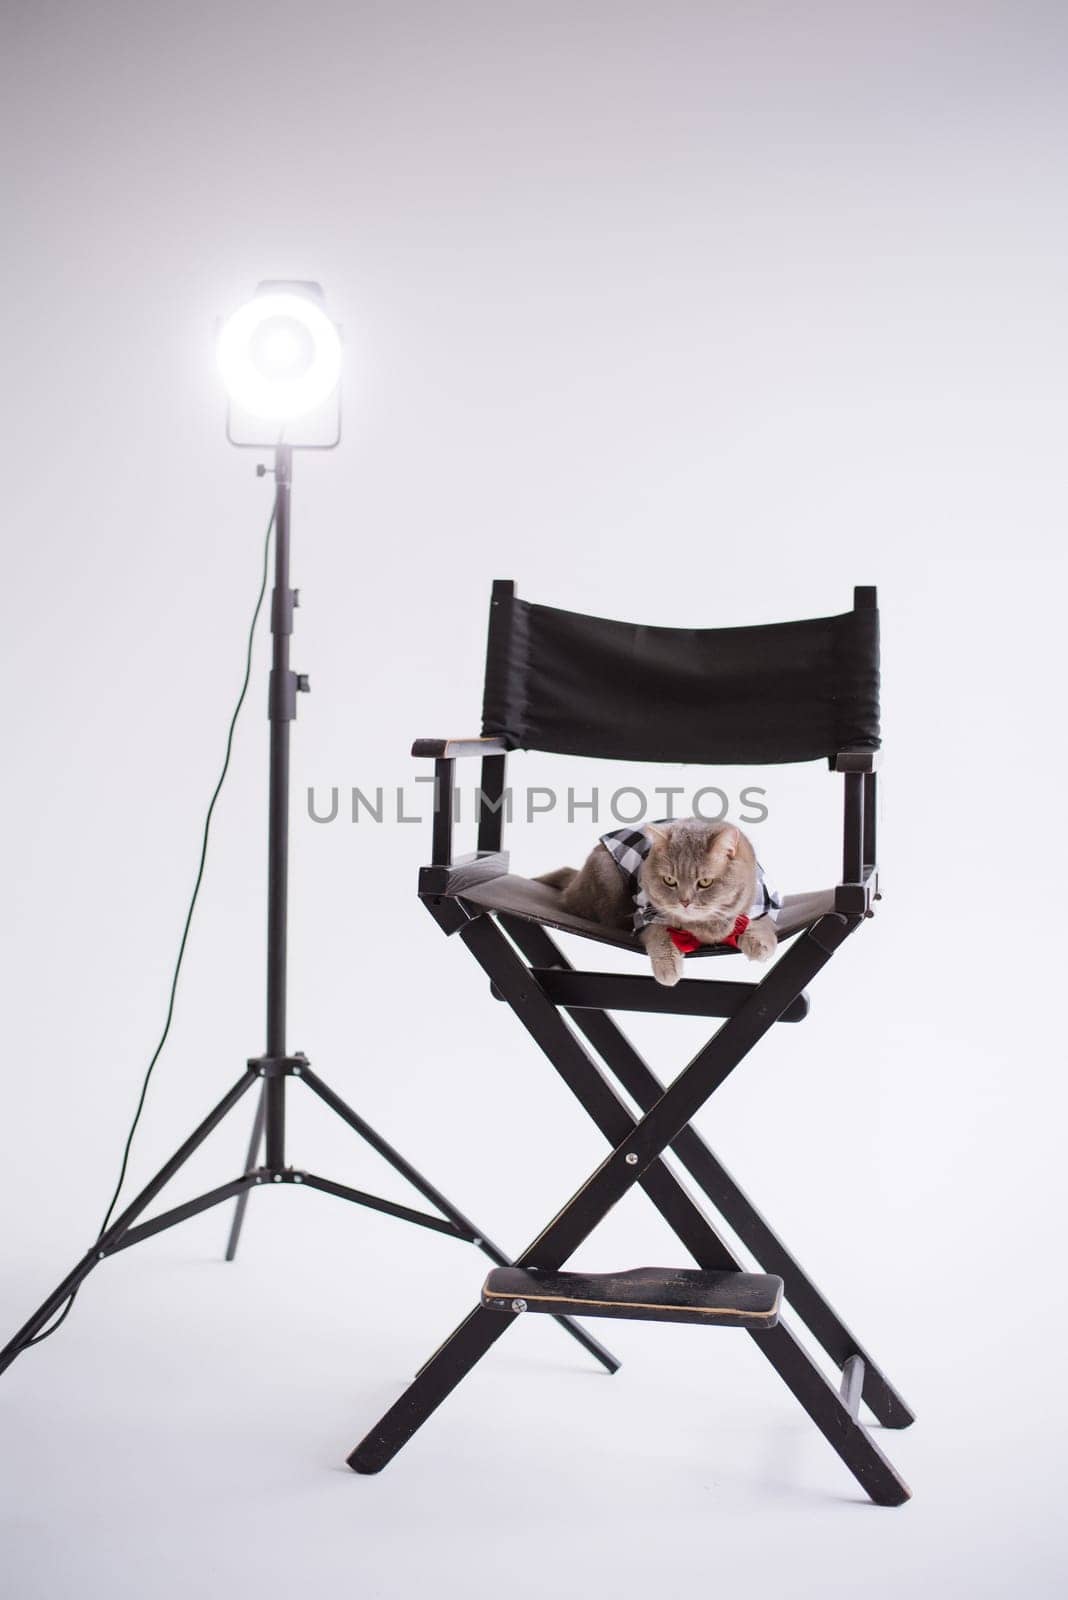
[{"left": 599, "top": 824, "right": 782, "bottom": 934}]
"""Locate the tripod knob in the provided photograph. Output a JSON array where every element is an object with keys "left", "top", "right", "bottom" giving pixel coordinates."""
[{"left": 296, "top": 674, "right": 311, "bottom": 693}]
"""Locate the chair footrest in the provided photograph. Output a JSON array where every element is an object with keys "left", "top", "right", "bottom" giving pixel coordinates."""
[{"left": 482, "top": 1266, "right": 783, "bottom": 1328}]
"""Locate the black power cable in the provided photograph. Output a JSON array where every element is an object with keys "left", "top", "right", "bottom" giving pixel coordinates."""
[{"left": 26, "top": 506, "right": 276, "bottom": 1348}]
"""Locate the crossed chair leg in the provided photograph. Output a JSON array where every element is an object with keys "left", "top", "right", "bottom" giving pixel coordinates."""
[{"left": 348, "top": 907, "right": 912, "bottom": 1506}]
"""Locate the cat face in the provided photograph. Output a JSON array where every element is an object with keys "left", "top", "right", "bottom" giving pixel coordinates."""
[{"left": 640, "top": 820, "right": 751, "bottom": 920}]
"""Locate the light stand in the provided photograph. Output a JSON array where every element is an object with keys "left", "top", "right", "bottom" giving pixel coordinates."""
[{"left": 0, "top": 292, "right": 617, "bottom": 1393}]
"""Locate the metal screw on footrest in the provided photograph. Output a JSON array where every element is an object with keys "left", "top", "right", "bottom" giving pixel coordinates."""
[
  {"left": 625, "top": 1153, "right": 638, "bottom": 1165},
  {"left": 511, "top": 1298, "right": 527, "bottom": 1313}
]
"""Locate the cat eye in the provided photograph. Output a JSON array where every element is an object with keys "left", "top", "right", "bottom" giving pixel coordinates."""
[
  {"left": 661, "top": 874, "right": 678, "bottom": 887},
  {"left": 697, "top": 876, "right": 715, "bottom": 889}
]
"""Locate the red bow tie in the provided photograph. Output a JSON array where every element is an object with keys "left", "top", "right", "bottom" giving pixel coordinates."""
[{"left": 668, "top": 913, "right": 750, "bottom": 955}]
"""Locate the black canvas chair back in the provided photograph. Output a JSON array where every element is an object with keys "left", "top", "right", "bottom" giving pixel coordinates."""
[
  {"left": 349, "top": 580, "right": 912, "bottom": 1507},
  {"left": 482, "top": 578, "right": 881, "bottom": 766}
]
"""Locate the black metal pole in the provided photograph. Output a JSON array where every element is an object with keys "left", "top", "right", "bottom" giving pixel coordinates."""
[{"left": 265, "top": 442, "right": 293, "bottom": 1169}]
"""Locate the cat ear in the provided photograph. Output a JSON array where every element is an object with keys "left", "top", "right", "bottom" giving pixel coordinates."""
[
  {"left": 644, "top": 822, "right": 671, "bottom": 846},
  {"left": 713, "top": 824, "right": 739, "bottom": 859}
]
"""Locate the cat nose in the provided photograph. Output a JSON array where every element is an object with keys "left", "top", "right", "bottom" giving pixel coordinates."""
[{"left": 680, "top": 898, "right": 691, "bottom": 908}]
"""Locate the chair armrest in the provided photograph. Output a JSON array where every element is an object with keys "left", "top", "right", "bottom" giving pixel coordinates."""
[
  {"left": 834, "top": 871, "right": 878, "bottom": 916},
  {"left": 413, "top": 738, "right": 511, "bottom": 866},
  {"left": 833, "top": 749, "right": 881, "bottom": 772},
  {"left": 411, "top": 736, "right": 509, "bottom": 759},
  {"left": 837, "top": 753, "right": 880, "bottom": 913}
]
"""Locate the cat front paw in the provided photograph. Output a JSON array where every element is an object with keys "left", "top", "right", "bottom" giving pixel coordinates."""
[
  {"left": 651, "top": 951, "right": 684, "bottom": 986},
  {"left": 739, "top": 920, "right": 778, "bottom": 963}
]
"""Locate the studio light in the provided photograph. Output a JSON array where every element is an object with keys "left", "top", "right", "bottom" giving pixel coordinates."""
[
  {"left": 0, "top": 277, "right": 585, "bottom": 1425},
  {"left": 217, "top": 287, "right": 342, "bottom": 422}
]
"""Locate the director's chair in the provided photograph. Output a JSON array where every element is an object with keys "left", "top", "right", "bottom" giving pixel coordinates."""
[{"left": 349, "top": 580, "right": 913, "bottom": 1504}]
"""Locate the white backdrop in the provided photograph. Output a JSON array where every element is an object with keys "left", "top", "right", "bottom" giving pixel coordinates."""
[{"left": 1, "top": 3, "right": 1066, "bottom": 1596}]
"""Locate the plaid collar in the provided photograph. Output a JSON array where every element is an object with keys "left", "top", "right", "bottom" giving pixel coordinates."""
[{"left": 599, "top": 824, "right": 782, "bottom": 935}]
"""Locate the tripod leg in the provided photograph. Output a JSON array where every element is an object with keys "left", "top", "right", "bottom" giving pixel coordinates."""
[
  {"left": 298, "top": 1064, "right": 619, "bottom": 1374},
  {"left": 0, "top": 1069, "right": 255, "bottom": 1377},
  {"left": 0, "top": 1247, "right": 105, "bottom": 1376},
  {"left": 225, "top": 1083, "right": 267, "bottom": 1262}
]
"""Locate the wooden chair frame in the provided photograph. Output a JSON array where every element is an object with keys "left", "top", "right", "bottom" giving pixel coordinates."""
[{"left": 347, "top": 584, "right": 912, "bottom": 1505}]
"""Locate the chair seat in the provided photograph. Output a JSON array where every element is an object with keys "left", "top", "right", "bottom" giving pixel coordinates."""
[
  {"left": 482, "top": 1266, "right": 783, "bottom": 1328},
  {"left": 448, "top": 867, "right": 835, "bottom": 957}
]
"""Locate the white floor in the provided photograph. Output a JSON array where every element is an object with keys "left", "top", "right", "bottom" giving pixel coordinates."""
[{"left": 1, "top": 1152, "right": 1062, "bottom": 1600}]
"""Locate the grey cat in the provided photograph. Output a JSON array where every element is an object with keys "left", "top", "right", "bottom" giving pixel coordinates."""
[{"left": 538, "top": 817, "right": 778, "bottom": 987}]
